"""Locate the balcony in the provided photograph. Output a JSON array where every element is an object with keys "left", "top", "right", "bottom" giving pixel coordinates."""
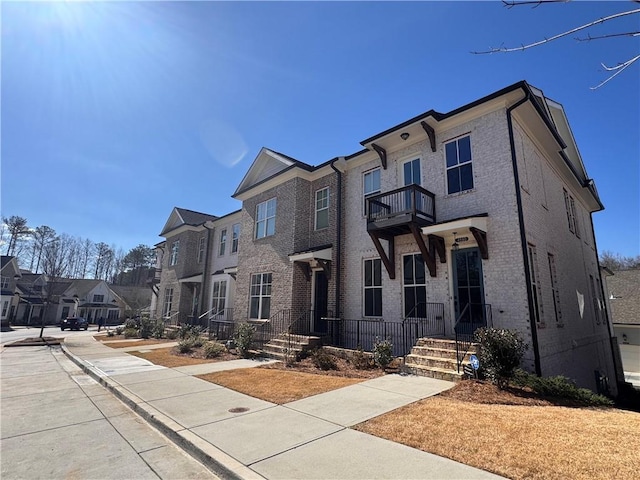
[
  {"left": 366, "top": 185, "right": 442, "bottom": 280},
  {"left": 367, "top": 184, "right": 436, "bottom": 235}
]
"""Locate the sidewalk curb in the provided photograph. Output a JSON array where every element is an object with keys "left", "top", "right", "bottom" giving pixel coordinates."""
[{"left": 61, "top": 341, "right": 264, "bottom": 480}]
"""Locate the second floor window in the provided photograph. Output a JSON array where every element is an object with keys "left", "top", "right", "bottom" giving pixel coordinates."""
[
  {"left": 231, "top": 223, "right": 240, "bottom": 253},
  {"left": 315, "top": 187, "right": 329, "bottom": 230},
  {"left": 93, "top": 294, "right": 104, "bottom": 303},
  {"left": 170, "top": 241, "right": 179, "bottom": 266},
  {"left": 219, "top": 229, "right": 227, "bottom": 256},
  {"left": 563, "top": 189, "right": 580, "bottom": 238},
  {"left": 527, "top": 244, "right": 544, "bottom": 326},
  {"left": 445, "top": 135, "right": 473, "bottom": 194},
  {"left": 0, "top": 276, "right": 9, "bottom": 289},
  {"left": 197, "top": 237, "right": 206, "bottom": 264},
  {"left": 363, "top": 168, "right": 381, "bottom": 214},
  {"left": 256, "top": 198, "right": 276, "bottom": 239}
]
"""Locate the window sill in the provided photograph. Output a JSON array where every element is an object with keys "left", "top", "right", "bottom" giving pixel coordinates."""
[{"left": 444, "top": 188, "right": 476, "bottom": 199}]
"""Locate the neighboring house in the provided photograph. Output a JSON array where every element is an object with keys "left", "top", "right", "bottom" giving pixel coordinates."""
[
  {"left": 150, "top": 81, "right": 618, "bottom": 395},
  {"left": 13, "top": 276, "right": 125, "bottom": 325},
  {"left": 111, "top": 285, "right": 152, "bottom": 318},
  {"left": 604, "top": 269, "right": 640, "bottom": 387},
  {"left": 152, "top": 208, "right": 218, "bottom": 325},
  {"left": 1, "top": 256, "right": 21, "bottom": 329}
]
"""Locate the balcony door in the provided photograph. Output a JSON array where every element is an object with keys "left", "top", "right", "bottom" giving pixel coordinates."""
[{"left": 403, "top": 159, "right": 421, "bottom": 211}]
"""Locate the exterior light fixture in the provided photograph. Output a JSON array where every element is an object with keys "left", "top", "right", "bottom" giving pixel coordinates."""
[
  {"left": 452, "top": 232, "right": 459, "bottom": 251},
  {"left": 400, "top": 132, "right": 410, "bottom": 141}
]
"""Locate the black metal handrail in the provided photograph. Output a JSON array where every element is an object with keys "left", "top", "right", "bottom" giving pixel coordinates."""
[
  {"left": 403, "top": 302, "right": 446, "bottom": 337},
  {"left": 366, "top": 184, "right": 436, "bottom": 224},
  {"left": 454, "top": 303, "right": 492, "bottom": 372}
]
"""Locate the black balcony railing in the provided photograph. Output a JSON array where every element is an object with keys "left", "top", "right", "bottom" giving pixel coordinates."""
[{"left": 366, "top": 184, "right": 436, "bottom": 227}]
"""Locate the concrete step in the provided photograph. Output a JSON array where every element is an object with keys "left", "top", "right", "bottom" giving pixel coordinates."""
[
  {"left": 405, "top": 354, "right": 461, "bottom": 371},
  {"left": 402, "top": 363, "right": 466, "bottom": 382},
  {"left": 409, "top": 345, "right": 477, "bottom": 360}
]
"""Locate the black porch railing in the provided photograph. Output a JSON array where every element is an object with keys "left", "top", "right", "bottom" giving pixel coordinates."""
[
  {"left": 208, "top": 308, "right": 234, "bottom": 340},
  {"left": 366, "top": 184, "right": 436, "bottom": 225},
  {"left": 325, "top": 303, "right": 445, "bottom": 357},
  {"left": 454, "top": 303, "right": 492, "bottom": 372}
]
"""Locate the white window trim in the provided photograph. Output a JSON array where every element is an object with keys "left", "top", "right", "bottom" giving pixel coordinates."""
[
  {"left": 231, "top": 223, "right": 240, "bottom": 254},
  {"left": 314, "top": 187, "right": 330, "bottom": 230},
  {"left": 547, "top": 253, "right": 562, "bottom": 326},
  {"left": 197, "top": 237, "right": 206, "bottom": 264},
  {"left": 527, "top": 244, "right": 544, "bottom": 327},
  {"left": 169, "top": 241, "right": 179, "bottom": 266},
  {"left": 363, "top": 167, "right": 381, "bottom": 215},
  {"left": 363, "top": 258, "right": 382, "bottom": 318},
  {"left": 163, "top": 287, "right": 173, "bottom": 317},
  {"left": 402, "top": 253, "right": 427, "bottom": 318},
  {"left": 445, "top": 134, "right": 474, "bottom": 195},
  {"left": 249, "top": 273, "right": 272, "bottom": 320},
  {"left": 400, "top": 157, "right": 422, "bottom": 187},
  {"left": 255, "top": 198, "right": 277, "bottom": 239},
  {"left": 219, "top": 228, "right": 227, "bottom": 256}
]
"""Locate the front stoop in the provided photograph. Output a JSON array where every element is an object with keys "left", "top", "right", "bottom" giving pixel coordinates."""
[
  {"left": 262, "top": 334, "right": 322, "bottom": 361},
  {"left": 403, "top": 337, "right": 478, "bottom": 383}
]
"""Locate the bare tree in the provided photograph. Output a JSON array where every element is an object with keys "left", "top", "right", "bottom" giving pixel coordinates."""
[
  {"left": 93, "top": 242, "right": 113, "bottom": 280},
  {"left": 38, "top": 233, "right": 73, "bottom": 338},
  {"left": 600, "top": 251, "right": 640, "bottom": 270},
  {"left": 3, "top": 216, "right": 30, "bottom": 257},
  {"left": 27, "top": 225, "right": 57, "bottom": 273},
  {"left": 78, "top": 238, "right": 94, "bottom": 279},
  {"left": 472, "top": 1, "right": 640, "bottom": 89}
]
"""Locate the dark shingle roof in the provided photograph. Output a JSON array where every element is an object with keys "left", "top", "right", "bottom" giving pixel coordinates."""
[
  {"left": 175, "top": 208, "right": 217, "bottom": 226},
  {"left": 607, "top": 269, "right": 640, "bottom": 326}
]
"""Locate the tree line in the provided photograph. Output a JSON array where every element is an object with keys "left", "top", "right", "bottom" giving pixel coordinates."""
[{"left": 1, "top": 215, "right": 155, "bottom": 285}]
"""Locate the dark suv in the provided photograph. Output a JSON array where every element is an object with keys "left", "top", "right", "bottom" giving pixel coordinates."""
[{"left": 60, "top": 317, "right": 89, "bottom": 331}]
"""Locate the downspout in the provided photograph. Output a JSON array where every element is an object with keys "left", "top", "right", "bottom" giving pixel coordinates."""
[
  {"left": 506, "top": 88, "right": 542, "bottom": 376},
  {"left": 201, "top": 222, "right": 214, "bottom": 319},
  {"left": 330, "top": 158, "right": 344, "bottom": 318}
]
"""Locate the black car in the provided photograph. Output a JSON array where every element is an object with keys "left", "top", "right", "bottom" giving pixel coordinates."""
[{"left": 60, "top": 317, "right": 88, "bottom": 331}]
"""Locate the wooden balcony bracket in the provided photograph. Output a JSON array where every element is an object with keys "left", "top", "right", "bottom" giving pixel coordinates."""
[
  {"left": 317, "top": 259, "right": 331, "bottom": 279},
  {"left": 409, "top": 223, "right": 437, "bottom": 277},
  {"left": 428, "top": 234, "right": 446, "bottom": 263},
  {"left": 368, "top": 232, "right": 395, "bottom": 279},
  {"left": 371, "top": 143, "right": 388, "bottom": 170},
  {"left": 470, "top": 227, "right": 488, "bottom": 259},
  {"left": 421, "top": 121, "right": 437, "bottom": 153},
  {"left": 297, "top": 262, "right": 312, "bottom": 281}
]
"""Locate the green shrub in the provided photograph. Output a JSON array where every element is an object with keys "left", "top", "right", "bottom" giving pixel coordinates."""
[
  {"left": 234, "top": 323, "right": 256, "bottom": 358},
  {"left": 124, "top": 318, "right": 138, "bottom": 330},
  {"left": 151, "top": 320, "right": 165, "bottom": 339},
  {"left": 513, "top": 370, "right": 613, "bottom": 407},
  {"left": 203, "top": 341, "right": 226, "bottom": 358},
  {"left": 474, "top": 327, "right": 528, "bottom": 388},
  {"left": 178, "top": 324, "right": 203, "bottom": 340},
  {"left": 138, "top": 317, "right": 154, "bottom": 339},
  {"left": 166, "top": 329, "right": 178, "bottom": 340},
  {"left": 106, "top": 330, "right": 115, "bottom": 337},
  {"left": 311, "top": 348, "right": 338, "bottom": 370},
  {"left": 191, "top": 335, "right": 204, "bottom": 349},
  {"left": 114, "top": 326, "right": 124, "bottom": 336},
  {"left": 123, "top": 328, "right": 138, "bottom": 339},
  {"left": 372, "top": 337, "right": 394, "bottom": 370},
  {"left": 177, "top": 337, "right": 195, "bottom": 354}
]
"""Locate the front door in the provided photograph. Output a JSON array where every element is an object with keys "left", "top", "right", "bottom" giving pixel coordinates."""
[
  {"left": 453, "top": 248, "right": 486, "bottom": 333},
  {"left": 313, "top": 270, "right": 328, "bottom": 334}
]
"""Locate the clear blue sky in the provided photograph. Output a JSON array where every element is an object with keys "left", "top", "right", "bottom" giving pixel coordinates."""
[{"left": 2, "top": 1, "right": 638, "bottom": 257}]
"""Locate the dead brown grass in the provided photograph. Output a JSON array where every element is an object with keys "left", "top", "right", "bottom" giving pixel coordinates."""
[
  {"left": 197, "top": 368, "right": 363, "bottom": 404},
  {"left": 102, "top": 339, "right": 176, "bottom": 349},
  {"left": 128, "top": 347, "right": 237, "bottom": 368},
  {"left": 356, "top": 381, "right": 640, "bottom": 480}
]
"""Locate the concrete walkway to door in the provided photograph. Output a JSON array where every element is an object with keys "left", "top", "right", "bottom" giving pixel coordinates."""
[{"left": 62, "top": 335, "right": 506, "bottom": 480}]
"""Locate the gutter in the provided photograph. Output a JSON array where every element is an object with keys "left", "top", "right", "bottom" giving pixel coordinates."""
[
  {"left": 506, "top": 87, "right": 542, "bottom": 377},
  {"left": 201, "top": 222, "right": 214, "bottom": 318},
  {"left": 330, "top": 158, "right": 344, "bottom": 318}
]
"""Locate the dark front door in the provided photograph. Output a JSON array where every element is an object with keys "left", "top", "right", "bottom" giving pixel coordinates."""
[
  {"left": 313, "top": 270, "right": 328, "bottom": 334},
  {"left": 453, "top": 248, "right": 486, "bottom": 332}
]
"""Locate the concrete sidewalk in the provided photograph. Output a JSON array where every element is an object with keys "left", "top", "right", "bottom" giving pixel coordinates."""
[{"left": 63, "top": 336, "right": 504, "bottom": 480}]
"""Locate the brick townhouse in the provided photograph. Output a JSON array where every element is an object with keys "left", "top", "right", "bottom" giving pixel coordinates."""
[{"left": 151, "top": 81, "right": 620, "bottom": 394}]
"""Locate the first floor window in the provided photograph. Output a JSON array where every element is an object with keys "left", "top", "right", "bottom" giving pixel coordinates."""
[
  {"left": 256, "top": 198, "right": 276, "bottom": 239},
  {"left": 527, "top": 244, "right": 544, "bottom": 325},
  {"left": 445, "top": 135, "right": 473, "bottom": 194},
  {"left": 163, "top": 288, "right": 173, "bottom": 317},
  {"left": 315, "top": 187, "right": 329, "bottom": 230},
  {"left": 547, "top": 253, "right": 562, "bottom": 325},
  {"left": 590, "top": 275, "right": 601, "bottom": 325},
  {"left": 108, "top": 310, "right": 119, "bottom": 320},
  {"left": 211, "top": 280, "right": 227, "bottom": 315},
  {"left": 364, "top": 258, "right": 382, "bottom": 317},
  {"left": 2, "top": 301, "right": 9, "bottom": 317},
  {"left": 219, "top": 229, "right": 227, "bottom": 256},
  {"left": 403, "top": 254, "right": 427, "bottom": 317},
  {"left": 250, "top": 273, "right": 272, "bottom": 320}
]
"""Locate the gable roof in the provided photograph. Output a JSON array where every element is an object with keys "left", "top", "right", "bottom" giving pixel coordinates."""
[
  {"left": 160, "top": 207, "right": 217, "bottom": 236},
  {"left": 607, "top": 269, "right": 640, "bottom": 326},
  {"left": 1, "top": 256, "right": 20, "bottom": 278},
  {"left": 233, "top": 147, "right": 314, "bottom": 198}
]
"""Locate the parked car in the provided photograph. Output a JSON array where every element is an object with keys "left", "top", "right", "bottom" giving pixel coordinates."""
[{"left": 60, "top": 317, "right": 88, "bottom": 331}]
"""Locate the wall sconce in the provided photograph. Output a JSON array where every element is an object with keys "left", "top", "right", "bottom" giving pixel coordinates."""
[
  {"left": 400, "top": 132, "right": 410, "bottom": 141},
  {"left": 451, "top": 232, "right": 459, "bottom": 251}
]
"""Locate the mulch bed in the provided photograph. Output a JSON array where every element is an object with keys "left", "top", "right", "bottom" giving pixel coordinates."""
[
  {"left": 5, "top": 336, "right": 62, "bottom": 347},
  {"left": 261, "top": 356, "right": 390, "bottom": 379}
]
